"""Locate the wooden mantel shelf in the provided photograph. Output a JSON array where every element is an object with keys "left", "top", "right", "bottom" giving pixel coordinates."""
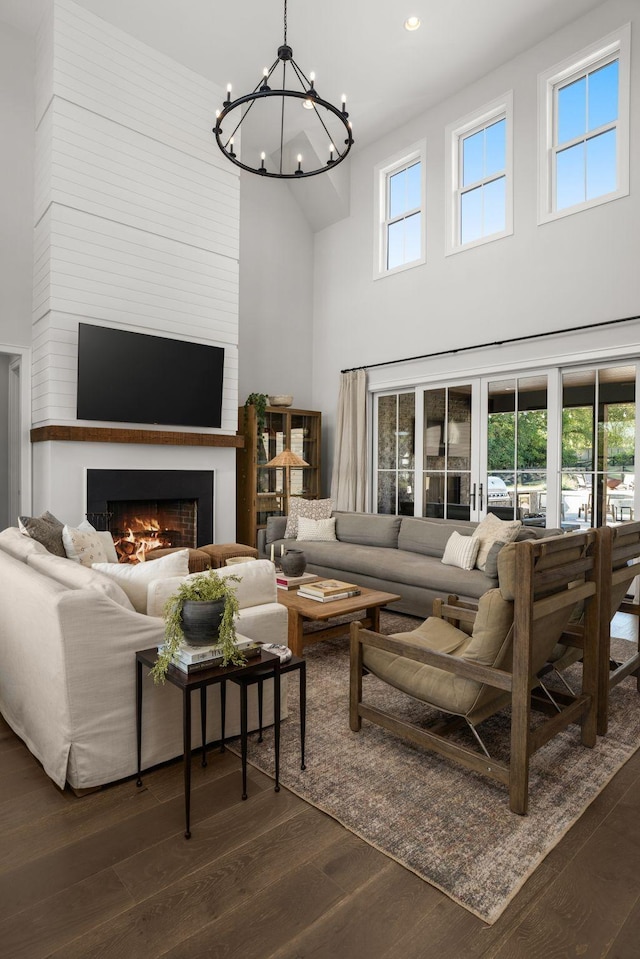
[{"left": 30, "top": 425, "right": 244, "bottom": 448}]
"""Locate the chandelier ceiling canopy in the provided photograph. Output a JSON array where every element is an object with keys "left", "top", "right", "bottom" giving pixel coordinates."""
[{"left": 213, "top": 0, "right": 354, "bottom": 179}]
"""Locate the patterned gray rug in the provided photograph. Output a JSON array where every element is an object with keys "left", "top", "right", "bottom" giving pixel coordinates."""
[{"left": 233, "top": 612, "right": 640, "bottom": 924}]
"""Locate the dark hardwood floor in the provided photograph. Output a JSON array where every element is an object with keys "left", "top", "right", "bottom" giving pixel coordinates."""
[{"left": 2, "top": 617, "right": 640, "bottom": 958}]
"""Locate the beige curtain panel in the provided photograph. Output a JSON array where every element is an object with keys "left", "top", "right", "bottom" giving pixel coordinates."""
[{"left": 330, "top": 369, "right": 367, "bottom": 511}]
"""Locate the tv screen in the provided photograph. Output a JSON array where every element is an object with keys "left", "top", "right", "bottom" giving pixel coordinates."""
[{"left": 77, "top": 324, "right": 225, "bottom": 428}]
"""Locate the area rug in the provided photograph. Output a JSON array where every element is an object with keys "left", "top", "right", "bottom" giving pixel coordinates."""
[{"left": 233, "top": 613, "right": 640, "bottom": 924}]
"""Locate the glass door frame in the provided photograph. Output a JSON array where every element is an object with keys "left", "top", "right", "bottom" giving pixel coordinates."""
[{"left": 417, "top": 378, "right": 482, "bottom": 522}]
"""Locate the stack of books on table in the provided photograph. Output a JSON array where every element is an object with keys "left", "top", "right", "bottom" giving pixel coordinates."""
[
  {"left": 157, "top": 636, "right": 262, "bottom": 673},
  {"left": 298, "top": 579, "right": 362, "bottom": 603},
  {"left": 276, "top": 571, "right": 321, "bottom": 591}
]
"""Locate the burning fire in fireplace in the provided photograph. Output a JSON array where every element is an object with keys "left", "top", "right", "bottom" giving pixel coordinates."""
[
  {"left": 113, "top": 517, "right": 176, "bottom": 564},
  {"left": 105, "top": 499, "right": 198, "bottom": 564}
]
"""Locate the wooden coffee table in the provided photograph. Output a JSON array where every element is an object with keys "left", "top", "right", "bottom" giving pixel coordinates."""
[{"left": 278, "top": 586, "right": 402, "bottom": 657}]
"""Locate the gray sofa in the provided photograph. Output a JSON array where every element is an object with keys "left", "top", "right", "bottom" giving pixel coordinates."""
[{"left": 258, "top": 512, "right": 561, "bottom": 619}]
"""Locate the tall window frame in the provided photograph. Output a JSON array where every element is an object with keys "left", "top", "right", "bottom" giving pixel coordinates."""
[
  {"left": 445, "top": 92, "right": 514, "bottom": 256},
  {"left": 374, "top": 140, "right": 426, "bottom": 279},
  {"left": 537, "top": 24, "right": 630, "bottom": 224}
]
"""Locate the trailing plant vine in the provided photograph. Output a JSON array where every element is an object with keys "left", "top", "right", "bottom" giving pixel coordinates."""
[{"left": 244, "top": 392, "right": 270, "bottom": 444}]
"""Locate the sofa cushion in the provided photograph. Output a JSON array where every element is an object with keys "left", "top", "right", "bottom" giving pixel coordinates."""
[
  {"left": 146, "top": 559, "right": 277, "bottom": 618},
  {"left": 285, "top": 498, "right": 334, "bottom": 539},
  {"left": 27, "top": 552, "right": 136, "bottom": 611},
  {"left": 18, "top": 510, "right": 66, "bottom": 557},
  {"left": 62, "top": 521, "right": 110, "bottom": 566},
  {"left": 335, "top": 512, "right": 402, "bottom": 548},
  {"left": 441, "top": 531, "right": 480, "bottom": 570},
  {"left": 266, "top": 516, "right": 288, "bottom": 545},
  {"left": 397, "top": 517, "right": 476, "bottom": 558},
  {"left": 472, "top": 514, "right": 522, "bottom": 570},
  {"left": 0, "top": 526, "right": 50, "bottom": 562},
  {"left": 93, "top": 549, "right": 190, "bottom": 613},
  {"left": 297, "top": 516, "right": 337, "bottom": 542}
]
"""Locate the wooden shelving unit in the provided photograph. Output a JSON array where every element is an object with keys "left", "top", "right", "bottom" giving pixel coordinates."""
[{"left": 236, "top": 405, "right": 322, "bottom": 548}]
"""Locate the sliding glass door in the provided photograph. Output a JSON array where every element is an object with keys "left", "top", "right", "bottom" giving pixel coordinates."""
[
  {"left": 560, "top": 365, "right": 636, "bottom": 528},
  {"left": 373, "top": 362, "right": 637, "bottom": 531},
  {"left": 484, "top": 374, "right": 549, "bottom": 524},
  {"left": 423, "top": 383, "right": 477, "bottom": 520},
  {"left": 375, "top": 391, "right": 416, "bottom": 514}
]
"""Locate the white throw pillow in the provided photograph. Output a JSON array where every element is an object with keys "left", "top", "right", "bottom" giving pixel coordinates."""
[
  {"left": 93, "top": 549, "right": 190, "bottom": 614},
  {"left": 472, "top": 514, "right": 522, "bottom": 571},
  {"left": 297, "top": 516, "right": 337, "bottom": 542},
  {"left": 95, "top": 530, "right": 119, "bottom": 563},
  {"left": 441, "top": 530, "right": 480, "bottom": 570},
  {"left": 63, "top": 520, "right": 109, "bottom": 566},
  {"left": 284, "top": 498, "right": 333, "bottom": 539}
]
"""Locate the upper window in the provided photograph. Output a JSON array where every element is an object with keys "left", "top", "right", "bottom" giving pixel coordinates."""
[
  {"left": 445, "top": 93, "right": 513, "bottom": 255},
  {"left": 374, "top": 141, "right": 426, "bottom": 278},
  {"left": 538, "top": 24, "right": 630, "bottom": 223}
]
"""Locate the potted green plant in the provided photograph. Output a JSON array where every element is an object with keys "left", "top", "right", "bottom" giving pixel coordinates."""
[
  {"left": 244, "top": 392, "right": 270, "bottom": 439},
  {"left": 152, "top": 571, "right": 242, "bottom": 684}
]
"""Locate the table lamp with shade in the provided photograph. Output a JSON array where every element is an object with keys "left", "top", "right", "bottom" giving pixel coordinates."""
[{"left": 265, "top": 448, "right": 310, "bottom": 571}]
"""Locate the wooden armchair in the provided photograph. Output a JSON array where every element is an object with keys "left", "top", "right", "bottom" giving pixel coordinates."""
[
  {"left": 548, "top": 522, "right": 640, "bottom": 735},
  {"left": 595, "top": 522, "right": 640, "bottom": 734},
  {"left": 350, "top": 531, "right": 600, "bottom": 815}
]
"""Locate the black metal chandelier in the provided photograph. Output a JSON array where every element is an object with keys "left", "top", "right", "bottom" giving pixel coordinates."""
[{"left": 213, "top": 0, "right": 354, "bottom": 179}]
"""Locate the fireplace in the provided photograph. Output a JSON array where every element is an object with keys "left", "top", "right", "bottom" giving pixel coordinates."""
[{"left": 87, "top": 469, "right": 214, "bottom": 562}]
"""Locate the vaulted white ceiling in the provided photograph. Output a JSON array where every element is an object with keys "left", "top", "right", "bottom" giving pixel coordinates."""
[{"left": 1, "top": 0, "right": 608, "bottom": 150}]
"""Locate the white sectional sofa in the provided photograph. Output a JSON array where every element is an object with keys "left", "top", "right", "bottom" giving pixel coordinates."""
[{"left": 0, "top": 527, "right": 288, "bottom": 792}]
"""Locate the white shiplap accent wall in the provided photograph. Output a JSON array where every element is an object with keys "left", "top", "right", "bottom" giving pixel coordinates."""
[{"left": 33, "top": 0, "right": 240, "bottom": 432}]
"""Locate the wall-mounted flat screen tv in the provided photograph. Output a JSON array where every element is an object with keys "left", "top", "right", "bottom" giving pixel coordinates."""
[{"left": 77, "top": 324, "right": 225, "bottom": 428}]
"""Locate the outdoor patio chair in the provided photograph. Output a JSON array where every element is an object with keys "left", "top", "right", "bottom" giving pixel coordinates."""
[{"left": 349, "top": 531, "right": 600, "bottom": 815}]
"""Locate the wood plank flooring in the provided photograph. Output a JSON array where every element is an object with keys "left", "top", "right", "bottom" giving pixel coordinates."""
[{"left": 2, "top": 616, "right": 640, "bottom": 958}]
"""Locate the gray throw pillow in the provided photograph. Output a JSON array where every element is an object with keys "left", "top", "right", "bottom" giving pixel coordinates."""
[
  {"left": 18, "top": 510, "right": 66, "bottom": 557},
  {"left": 484, "top": 540, "right": 506, "bottom": 579}
]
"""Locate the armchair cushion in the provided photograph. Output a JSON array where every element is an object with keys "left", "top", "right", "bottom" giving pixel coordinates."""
[{"left": 462, "top": 588, "right": 514, "bottom": 667}]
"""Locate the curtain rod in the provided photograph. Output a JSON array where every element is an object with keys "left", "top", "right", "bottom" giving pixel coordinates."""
[{"left": 341, "top": 313, "right": 640, "bottom": 374}]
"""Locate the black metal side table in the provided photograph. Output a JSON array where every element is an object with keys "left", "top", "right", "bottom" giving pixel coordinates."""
[
  {"left": 229, "top": 654, "right": 306, "bottom": 782},
  {"left": 135, "top": 647, "right": 280, "bottom": 839}
]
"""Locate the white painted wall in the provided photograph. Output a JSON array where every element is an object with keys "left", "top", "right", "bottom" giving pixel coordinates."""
[
  {"left": 311, "top": 0, "right": 640, "bottom": 489},
  {"left": 0, "top": 355, "right": 9, "bottom": 528},
  {"left": 238, "top": 171, "right": 314, "bottom": 409},
  {"left": 0, "top": 21, "right": 34, "bottom": 348}
]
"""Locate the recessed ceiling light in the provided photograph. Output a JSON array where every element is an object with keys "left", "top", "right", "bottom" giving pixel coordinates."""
[{"left": 404, "top": 16, "right": 421, "bottom": 31}]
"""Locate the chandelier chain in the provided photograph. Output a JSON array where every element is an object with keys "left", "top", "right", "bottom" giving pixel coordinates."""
[{"left": 283, "top": 0, "right": 287, "bottom": 45}]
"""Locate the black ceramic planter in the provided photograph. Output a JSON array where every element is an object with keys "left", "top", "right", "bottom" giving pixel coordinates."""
[{"left": 180, "top": 600, "right": 225, "bottom": 646}]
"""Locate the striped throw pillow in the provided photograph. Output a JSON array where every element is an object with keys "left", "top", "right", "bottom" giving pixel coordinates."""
[{"left": 441, "top": 530, "right": 480, "bottom": 570}]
